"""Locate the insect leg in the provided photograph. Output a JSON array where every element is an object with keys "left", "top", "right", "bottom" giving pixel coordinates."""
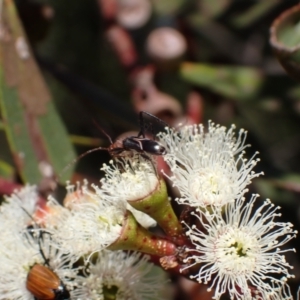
[
  {"left": 38, "top": 230, "right": 52, "bottom": 267},
  {"left": 21, "top": 207, "right": 51, "bottom": 266},
  {"left": 109, "top": 147, "right": 127, "bottom": 156}
]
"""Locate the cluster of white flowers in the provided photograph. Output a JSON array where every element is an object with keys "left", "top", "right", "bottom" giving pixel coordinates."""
[
  {"left": 158, "top": 122, "right": 297, "bottom": 300},
  {"left": 42, "top": 190, "right": 125, "bottom": 256},
  {"left": 0, "top": 180, "right": 168, "bottom": 299},
  {"left": 0, "top": 187, "right": 78, "bottom": 300},
  {"left": 0, "top": 121, "right": 297, "bottom": 300}
]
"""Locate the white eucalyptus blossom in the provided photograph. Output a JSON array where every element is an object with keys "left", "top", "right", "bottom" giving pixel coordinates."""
[
  {"left": 0, "top": 185, "right": 38, "bottom": 230},
  {"left": 72, "top": 250, "right": 169, "bottom": 300},
  {"left": 0, "top": 231, "right": 40, "bottom": 300},
  {"left": 101, "top": 157, "right": 158, "bottom": 201},
  {"left": 158, "top": 122, "right": 262, "bottom": 207},
  {"left": 182, "top": 194, "right": 297, "bottom": 300},
  {"left": 0, "top": 229, "right": 78, "bottom": 300},
  {"left": 100, "top": 157, "right": 158, "bottom": 228},
  {"left": 42, "top": 190, "right": 125, "bottom": 256}
]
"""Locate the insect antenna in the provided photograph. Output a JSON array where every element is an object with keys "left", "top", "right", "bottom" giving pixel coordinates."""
[
  {"left": 58, "top": 146, "right": 109, "bottom": 180},
  {"left": 57, "top": 121, "right": 115, "bottom": 181},
  {"left": 92, "top": 119, "right": 114, "bottom": 144}
]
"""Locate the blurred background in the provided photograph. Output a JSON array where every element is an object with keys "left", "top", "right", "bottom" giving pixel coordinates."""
[{"left": 1, "top": 0, "right": 300, "bottom": 299}]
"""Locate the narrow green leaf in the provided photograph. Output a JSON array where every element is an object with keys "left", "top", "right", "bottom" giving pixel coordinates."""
[
  {"left": 0, "top": 0, "right": 76, "bottom": 184},
  {"left": 0, "top": 120, "right": 5, "bottom": 130},
  {"left": 0, "top": 71, "right": 42, "bottom": 183},
  {"left": 272, "top": 174, "right": 300, "bottom": 193},
  {"left": 70, "top": 134, "right": 102, "bottom": 147},
  {"left": 0, "top": 159, "right": 14, "bottom": 180},
  {"left": 254, "top": 177, "right": 296, "bottom": 205},
  {"left": 198, "top": 0, "right": 231, "bottom": 20},
  {"left": 38, "top": 102, "right": 77, "bottom": 184},
  {"left": 231, "top": 0, "right": 279, "bottom": 28},
  {"left": 180, "top": 62, "right": 263, "bottom": 100}
]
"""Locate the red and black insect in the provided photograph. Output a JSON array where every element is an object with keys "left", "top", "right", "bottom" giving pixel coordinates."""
[
  {"left": 25, "top": 224, "right": 70, "bottom": 300},
  {"left": 59, "top": 111, "right": 169, "bottom": 177},
  {"left": 78, "top": 111, "right": 168, "bottom": 160},
  {"left": 108, "top": 111, "right": 167, "bottom": 157}
]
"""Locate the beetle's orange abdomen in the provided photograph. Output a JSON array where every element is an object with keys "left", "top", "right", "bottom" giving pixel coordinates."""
[{"left": 26, "top": 264, "right": 60, "bottom": 300}]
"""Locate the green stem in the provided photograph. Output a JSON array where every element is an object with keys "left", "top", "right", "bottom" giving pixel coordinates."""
[{"left": 108, "top": 211, "right": 177, "bottom": 257}]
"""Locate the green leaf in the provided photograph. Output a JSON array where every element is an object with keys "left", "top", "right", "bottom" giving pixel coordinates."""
[
  {"left": 70, "top": 134, "right": 102, "bottom": 147},
  {"left": 38, "top": 102, "right": 77, "bottom": 184},
  {"left": 0, "top": 159, "right": 14, "bottom": 180},
  {"left": 0, "top": 0, "right": 76, "bottom": 184},
  {"left": 198, "top": 0, "right": 231, "bottom": 20},
  {"left": 231, "top": 1, "right": 279, "bottom": 28},
  {"left": 272, "top": 174, "right": 300, "bottom": 193},
  {"left": 180, "top": 62, "right": 263, "bottom": 100},
  {"left": 0, "top": 72, "right": 42, "bottom": 183},
  {"left": 254, "top": 178, "right": 295, "bottom": 205}
]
